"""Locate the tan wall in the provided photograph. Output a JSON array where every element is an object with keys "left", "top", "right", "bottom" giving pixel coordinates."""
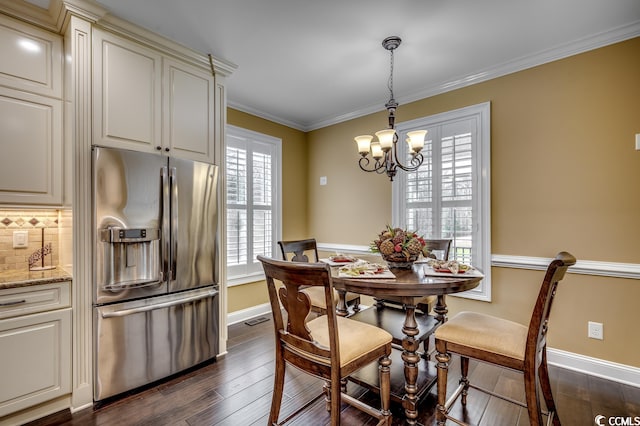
[
  {"left": 306, "top": 37, "right": 640, "bottom": 367},
  {"left": 226, "top": 109, "right": 308, "bottom": 313},
  {"left": 225, "top": 38, "right": 640, "bottom": 367}
]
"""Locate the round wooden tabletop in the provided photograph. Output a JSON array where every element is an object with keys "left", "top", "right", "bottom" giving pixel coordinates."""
[{"left": 331, "top": 262, "right": 483, "bottom": 298}]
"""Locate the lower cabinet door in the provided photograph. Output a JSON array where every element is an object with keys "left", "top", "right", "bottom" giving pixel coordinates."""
[{"left": 0, "top": 308, "right": 71, "bottom": 417}]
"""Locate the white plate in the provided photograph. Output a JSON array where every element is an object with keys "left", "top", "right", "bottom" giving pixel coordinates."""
[
  {"left": 423, "top": 266, "right": 484, "bottom": 278},
  {"left": 338, "top": 269, "right": 396, "bottom": 279},
  {"left": 337, "top": 261, "right": 395, "bottom": 279},
  {"left": 320, "top": 257, "right": 358, "bottom": 266}
]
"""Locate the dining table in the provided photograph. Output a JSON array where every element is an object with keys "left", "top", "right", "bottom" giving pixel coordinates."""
[{"left": 330, "top": 261, "right": 483, "bottom": 425}]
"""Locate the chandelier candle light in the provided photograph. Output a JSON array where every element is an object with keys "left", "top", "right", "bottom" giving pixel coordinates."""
[{"left": 355, "top": 36, "right": 427, "bottom": 181}]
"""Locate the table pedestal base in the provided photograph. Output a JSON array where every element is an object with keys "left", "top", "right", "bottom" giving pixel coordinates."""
[{"left": 347, "top": 349, "right": 437, "bottom": 421}]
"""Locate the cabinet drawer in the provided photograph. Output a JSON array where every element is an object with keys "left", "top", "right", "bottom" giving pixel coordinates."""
[{"left": 0, "top": 282, "right": 70, "bottom": 320}]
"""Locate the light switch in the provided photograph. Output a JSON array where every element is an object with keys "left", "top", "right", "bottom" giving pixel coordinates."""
[
  {"left": 13, "top": 230, "right": 28, "bottom": 248},
  {"left": 635, "top": 133, "right": 640, "bottom": 151},
  {"left": 320, "top": 176, "right": 327, "bottom": 186}
]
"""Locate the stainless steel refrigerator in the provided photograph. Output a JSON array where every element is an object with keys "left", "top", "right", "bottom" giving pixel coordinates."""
[{"left": 92, "top": 146, "right": 219, "bottom": 401}]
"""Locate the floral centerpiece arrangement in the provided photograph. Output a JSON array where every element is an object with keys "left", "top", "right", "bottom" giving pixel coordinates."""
[{"left": 370, "top": 225, "right": 427, "bottom": 268}]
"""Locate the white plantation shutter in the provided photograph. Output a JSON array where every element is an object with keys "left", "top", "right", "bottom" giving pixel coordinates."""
[
  {"left": 226, "top": 146, "right": 247, "bottom": 267},
  {"left": 394, "top": 103, "right": 491, "bottom": 301},
  {"left": 226, "top": 126, "right": 281, "bottom": 284},
  {"left": 252, "top": 150, "right": 273, "bottom": 259}
]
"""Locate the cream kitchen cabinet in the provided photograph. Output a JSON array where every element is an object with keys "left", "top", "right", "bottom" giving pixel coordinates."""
[
  {"left": 0, "top": 14, "right": 64, "bottom": 206},
  {"left": 0, "top": 87, "right": 63, "bottom": 205},
  {"left": 0, "top": 14, "right": 63, "bottom": 99},
  {"left": 0, "top": 282, "right": 71, "bottom": 417},
  {"left": 93, "top": 28, "right": 215, "bottom": 163}
]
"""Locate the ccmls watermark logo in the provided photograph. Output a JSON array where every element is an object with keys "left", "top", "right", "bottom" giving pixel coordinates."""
[{"left": 595, "top": 415, "right": 640, "bottom": 426}]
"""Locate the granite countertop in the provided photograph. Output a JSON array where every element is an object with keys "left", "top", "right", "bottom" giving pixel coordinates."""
[{"left": 0, "top": 268, "right": 73, "bottom": 290}]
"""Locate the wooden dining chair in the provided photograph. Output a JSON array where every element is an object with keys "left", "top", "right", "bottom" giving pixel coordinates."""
[
  {"left": 414, "top": 239, "right": 453, "bottom": 314},
  {"left": 434, "top": 251, "right": 576, "bottom": 426},
  {"left": 350, "top": 239, "right": 452, "bottom": 359},
  {"left": 278, "top": 239, "right": 361, "bottom": 315},
  {"left": 257, "top": 255, "right": 393, "bottom": 426}
]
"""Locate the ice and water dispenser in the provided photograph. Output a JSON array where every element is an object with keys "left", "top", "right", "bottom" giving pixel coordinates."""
[{"left": 98, "top": 226, "right": 162, "bottom": 292}]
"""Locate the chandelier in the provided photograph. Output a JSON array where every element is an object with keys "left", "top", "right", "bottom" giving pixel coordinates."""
[{"left": 355, "top": 36, "right": 427, "bottom": 181}]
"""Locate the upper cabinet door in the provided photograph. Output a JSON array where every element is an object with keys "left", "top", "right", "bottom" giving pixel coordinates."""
[
  {"left": 93, "top": 29, "right": 162, "bottom": 153},
  {"left": 0, "top": 86, "right": 62, "bottom": 205},
  {"left": 163, "top": 58, "right": 215, "bottom": 163},
  {"left": 0, "top": 14, "right": 62, "bottom": 99},
  {"left": 93, "top": 29, "right": 216, "bottom": 163},
  {"left": 0, "top": 14, "right": 63, "bottom": 206}
]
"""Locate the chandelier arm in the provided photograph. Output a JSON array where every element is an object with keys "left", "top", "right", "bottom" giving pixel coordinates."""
[
  {"left": 394, "top": 152, "right": 425, "bottom": 172},
  {"left": 358, "top": 156, "right": 387, "bottom": 174}
]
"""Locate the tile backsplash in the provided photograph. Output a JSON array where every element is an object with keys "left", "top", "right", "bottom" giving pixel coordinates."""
[{"left": 0, "top": 210, "right": 60, "bottom": 272}]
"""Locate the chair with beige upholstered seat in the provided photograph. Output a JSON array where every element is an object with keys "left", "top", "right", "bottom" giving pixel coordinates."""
[
  {"left": 257, "top": 255, "right": 393, "bottom": 426},
  {"left": 434, "top": 251, "right": 576, "bottom": 426},
  {"left": 278, "top": 239, "right": 360, "bottom": 315}
]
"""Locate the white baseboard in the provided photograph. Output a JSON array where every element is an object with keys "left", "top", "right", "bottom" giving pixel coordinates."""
[
  {"left": 227, "top": 302, "right": 272, "bottom": 325},
  {"left": 547, "top": 348, "right": 640, "bottom": 388}
]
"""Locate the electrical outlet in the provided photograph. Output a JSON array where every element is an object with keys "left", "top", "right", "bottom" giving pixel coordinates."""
[
  {"left": 588, "top": 321, "right": 603, "bottom": 340},
  {"left": 13, "top": 230, "right": 28, "bottom": 248}
]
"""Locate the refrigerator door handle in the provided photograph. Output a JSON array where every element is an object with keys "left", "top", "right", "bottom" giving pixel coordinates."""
[
  {"left": 161, "top": 166, "right": 170, "bottom": 282},
  {"left": 100, "top": 289, "right": 218, "bottom": 318},
  {"left": 170, "top": 166, "right": 178, "bottom": 281},
  {"left": 102, "top": 279, "right": 164, "bottom": 292}
]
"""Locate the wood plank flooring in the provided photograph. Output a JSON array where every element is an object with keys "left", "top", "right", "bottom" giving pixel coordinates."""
[{"left": 30, "top": 317, "right": 640, "bottom": 426}]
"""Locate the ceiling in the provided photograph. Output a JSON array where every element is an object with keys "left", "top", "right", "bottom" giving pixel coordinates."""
[{"left": 49, "top": 1, "right": 640, "bottom": 130}]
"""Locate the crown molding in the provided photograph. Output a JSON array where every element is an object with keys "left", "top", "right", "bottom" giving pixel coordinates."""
[
  {"left": 0, "top": 0, "right": 61, "bottom": 30},
  {"left": 227, "top": 100, "right": 307, "bottom": 132},
  {"left": 0, "top": 0, "right": 236, "bottom": 77},
  {"left": 93, "top": 13, "right": 236, "bottom": 76},
  {"left": 395, "top": 20, "right": 640, "bottom": 111},
  {"left": 0, "top": 0, "right": 109, "bottom": 32},
  {"left": 246, "top": 20, "right": 640, "bottom": 132}
]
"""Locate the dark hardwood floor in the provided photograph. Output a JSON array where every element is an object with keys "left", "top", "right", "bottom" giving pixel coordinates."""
[{"left": 30, "top": 317, "right": 640, "bottom": 426}]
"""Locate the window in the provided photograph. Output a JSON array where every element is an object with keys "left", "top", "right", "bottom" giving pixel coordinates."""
[
  {"left": 393, "top": 102, "right": 491, "bottom": 301},
  {"left": 226, "top": 125, "right": 282, "bottom": 285}
]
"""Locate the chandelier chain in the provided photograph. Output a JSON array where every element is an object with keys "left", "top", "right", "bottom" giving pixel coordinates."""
[
  {"left": 354, "top": 36, "right": 427, "bottom": 181},
  {"left": 388, "top": 48, "right": 395, "bottom": 102}
]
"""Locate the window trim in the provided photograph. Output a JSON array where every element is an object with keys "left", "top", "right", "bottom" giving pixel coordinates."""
[
  {"left": 225, "top": 125, "right": 282, "bottom": 287},
  {"left": 392, "top": 102, "right": 492, "bottom": 301}
]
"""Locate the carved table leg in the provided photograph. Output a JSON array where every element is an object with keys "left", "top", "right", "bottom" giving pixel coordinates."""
[
  {"left": 335, "top": 289, "right": 349, "bottom": 317},
  {"left": 401, "top": 303, "right": 420, "bottom": 425},
  {"left": 433, "top": 295, "right": 448, "bottom": 323}
]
